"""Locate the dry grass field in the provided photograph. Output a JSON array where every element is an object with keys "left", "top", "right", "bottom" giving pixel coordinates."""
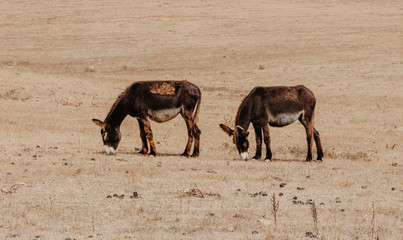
[{"left": 0, "top": 0, "right": 402, "bottom": 239}]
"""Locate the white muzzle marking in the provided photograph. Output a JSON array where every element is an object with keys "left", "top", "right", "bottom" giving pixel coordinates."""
[
  {"left": 104, "top": 145, "right": 116, "bottom": 155},
  {"left": 240, "top": 152, "right": 248, "bottom": 160}
]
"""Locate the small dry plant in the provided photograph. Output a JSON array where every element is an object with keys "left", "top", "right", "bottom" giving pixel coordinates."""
[
  {"left": 311, "top": 201, "right": 319, "bottom": 236},
  {"left": 371, "top": 201, "right": 377, "bottom": 240},
  {"left": 1, "top": 183, "right": 26, "bottom": 194},
  {"left": 183, "top": 184, "right": 204, "bottom": 198},
  {"left": 271, "top": 193, "right": 280, "bottom": 230}
]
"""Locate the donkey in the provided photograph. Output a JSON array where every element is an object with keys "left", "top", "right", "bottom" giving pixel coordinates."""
[
  {"left": 93, "top": 80, "right": 201, "bottom": 157},
  {"left": 220, "top": 85, "right": 323, "bottom": 162}
]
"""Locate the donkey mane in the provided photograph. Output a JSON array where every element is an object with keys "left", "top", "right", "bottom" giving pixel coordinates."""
[
  {"left": 104, "top": 90, "right": 128, "bottom": 126},
  {"left": 234, "top": 94, "right": 252, "bottom": 128},
  {"left": 235, "top": 95, "right": 248, "bottom": 122}
]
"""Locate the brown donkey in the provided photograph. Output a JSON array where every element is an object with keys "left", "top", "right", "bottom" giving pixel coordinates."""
[
  {"left": 220, "top": 85, "right": 323, "bottom": 161},
  {"left": 93, "top": 80, "right": 201, "bottom": 157}
]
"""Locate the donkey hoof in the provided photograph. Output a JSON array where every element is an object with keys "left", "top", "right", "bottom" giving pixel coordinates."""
[
  {"left": 149, "top": 152, "right": 157, "bottom": 156},
  {"left": 139, "top": 150, "right": 148, "bottom": 155},
  {"left": 181, "top": 152, "right": 190, "bottom": 157},
  {"left": 252, "top": 155, "right": 261, "bottom": 160},
  {"left": 191, "top": 152, "right": 199, "bottom": 157},
  {"left": 305, "top": 158, "right": 312, "bottom": 162}
]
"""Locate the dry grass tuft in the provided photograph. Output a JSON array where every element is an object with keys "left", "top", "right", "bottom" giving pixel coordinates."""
[
  {"left": 182, "top": 184, "right": 204, "bottom": 198},
  {"left": 311, "top": 201, "right": 319, "bottom": 236},
  {"left": 271, "top": 193, "right": 280, "bottom": 230}
]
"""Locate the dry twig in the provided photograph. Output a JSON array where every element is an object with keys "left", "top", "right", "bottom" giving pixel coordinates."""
[
  {"left": 371, "top": 201, "right": 375, "bottom": 240},
  {"left": 1, "top": 183, "right": 26, "bottom": 194},
  {"left": 311, "top": 201, "right": 319, "bottom": 236},
  {"left": 271, "top": 193, "right": 280, "bottom": 230},
  {"left": 183, "top": 184, "right": 204, "bottom": 198}
]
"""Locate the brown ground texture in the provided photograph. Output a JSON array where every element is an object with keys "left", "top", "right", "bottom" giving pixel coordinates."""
[{"left": 0, "top": 0, "right": 402, "bottom": 239}]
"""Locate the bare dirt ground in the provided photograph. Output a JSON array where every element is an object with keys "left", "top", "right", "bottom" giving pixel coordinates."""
[{"left": 0, "top": 0, "right": 402, "bottom": 239}]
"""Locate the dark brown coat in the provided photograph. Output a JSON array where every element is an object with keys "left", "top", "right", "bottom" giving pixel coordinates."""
[
  {"left": 93, "top": 80, "right": 201, "bottom": 157},
  {"left": 220, "top": 85, "right": 323, "bottom": 161}
]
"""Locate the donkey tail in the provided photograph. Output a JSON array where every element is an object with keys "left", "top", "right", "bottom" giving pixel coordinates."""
[{"left": 193, "top": 95, "right": 201, "bottom": 125}]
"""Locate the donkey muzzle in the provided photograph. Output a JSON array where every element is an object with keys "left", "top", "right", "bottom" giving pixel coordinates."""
[
  {"left": 104, "top": 145, "right": 116, "bottom": 155},
  {"left": 240, "top": 152, "right": 248, "bottom": 160}
]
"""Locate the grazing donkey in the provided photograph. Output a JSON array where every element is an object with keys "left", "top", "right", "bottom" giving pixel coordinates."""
[
  {"left": 220, "top": 85, "right": 323, "bottom": 161},
  {"left": 93, "top": 80, "right": 201, "bottom": 157}
]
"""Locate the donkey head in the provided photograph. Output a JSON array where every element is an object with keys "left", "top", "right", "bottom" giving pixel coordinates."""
[
  {"left": 92, "top": 119, "right": 121, "bottom": 154},
  {"left": 219, "top": 124, "right": 249, "bottom": 160}
]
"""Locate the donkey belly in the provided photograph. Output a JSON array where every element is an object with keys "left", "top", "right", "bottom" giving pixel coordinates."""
[
  {"left": 269, "top": 111, "right": 302, "bottom": 127},
  {"left": 148, "top": 107, "right": 182, "bottom": 123}
]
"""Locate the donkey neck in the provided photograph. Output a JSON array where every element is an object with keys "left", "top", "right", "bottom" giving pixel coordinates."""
[
  {"left": 104, "top": 93, "right": 129, "bottom": 127},
  {"left": 235, "top": 96, "right": 252, "bottom": 130}
]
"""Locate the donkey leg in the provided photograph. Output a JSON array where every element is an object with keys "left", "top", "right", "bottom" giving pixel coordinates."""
[
  {"left": 314, "top": 128, "right": 324, "bottom": 161},
  {"left": 140, "top": 118, "right": 157, "bottom": 156},
  {"left": 181, "top": 110, "right": 194, "bottom": 157},
  {"left": 252, "top": 122, "right": 262, "bottom": 159},
  {"left": 191, "top": 124, "right": 201, "bottom": 157},
  {"left": 262, "top": 125, "right": 272, "bottom": 160},
  {"left": 137, "top": 119, "right": 148, "bottom": 154},
  {"left": 303, "top": 122, "right": 314, "bottom": 162},
  {"left": 299, "top": 106, "right": 316, "bottom": 162}
]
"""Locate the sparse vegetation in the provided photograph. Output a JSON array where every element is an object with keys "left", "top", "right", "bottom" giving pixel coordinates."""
[
  {"left": 271, "top": 193, "right": 280, "bottom": 230},
  {"left": 311, "top": 201, "right": 319, "bottom": 236},
  {"left": 182, "top": 184, "right": 205, "bottom": 198},
  {"left": 0, "top": 0, "right": 401, "bottom": 238}
]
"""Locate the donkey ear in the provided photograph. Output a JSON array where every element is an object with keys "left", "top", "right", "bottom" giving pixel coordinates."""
[
  {"left": 236, "top": 126, "right": 249, "bottom": 137},
  {"left": 219, "top": 124, "right": 234, "bottom": 136},
  {"left": 92, "top": 119, "right": 105, "bottom": 127}
]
